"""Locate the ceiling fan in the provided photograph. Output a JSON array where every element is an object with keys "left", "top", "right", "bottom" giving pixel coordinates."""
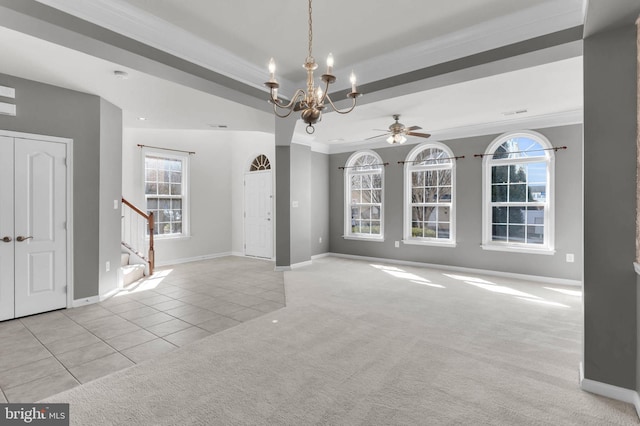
[{"left": 366, "top": 114, "right": 431, "bottom": 144}]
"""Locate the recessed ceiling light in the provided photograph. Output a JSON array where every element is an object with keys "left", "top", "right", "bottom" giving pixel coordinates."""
[
  {"left": 113, "top": 70, "right": 129, "bottom": 79},
  {"left": 138, "top": 117, "right": 147, "bottom": 121}
]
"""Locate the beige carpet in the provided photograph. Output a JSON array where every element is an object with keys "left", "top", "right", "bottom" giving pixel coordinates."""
[{"left": 45, "top": 257, "right": 638, "bottom": 425}]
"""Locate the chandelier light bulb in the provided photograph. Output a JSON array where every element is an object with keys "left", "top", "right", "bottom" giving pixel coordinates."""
[
  {"left": 268, "top": 58, "right": 276, "bottom": 80},
  {"left": 350, "top": 71, "right": 357, "bottom": 93},
  {"left": 326, "top": 53, "right": 334, "bottom": 74}
]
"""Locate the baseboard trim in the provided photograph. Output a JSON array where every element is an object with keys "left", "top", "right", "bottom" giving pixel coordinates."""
[
  {"left": 155, "top": 252, "right": 233, "bottom": 267},
  {"left": 231, "top": 251, "right": 245, "bottom": 257},
  {"left": 311, "top": 253, "right": 331, "bottom": 260},
  {"left": 274, "top": 266, "right": 291, "bottom": 272},
  {"left": 99, "top": 287, "right": 120, "bottom": 302},
  {"left": 291, "top": 260, "right": 313, "bottom": 269},
  {"left": 327, "top": 252, "right": 582, "bottom": 287},
  {"left": 72, "top": 295, "right": 100, "bottom": 308},
  {"left": 579, "top": 363, "right": 640, "bottom": 419}
]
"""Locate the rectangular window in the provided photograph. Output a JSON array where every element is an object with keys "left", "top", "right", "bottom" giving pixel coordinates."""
[
  {"left": 349, "top": 171, "right": 383, "bottom": 237},
  {"left": 490, "top": 163, "right": 546, "bottom": 245},
  {"left": 144, "top": 152, "right": 189, "bottom": 238},
  {"left": 410, "top": 169, "right": 452, "bottom": 240}
]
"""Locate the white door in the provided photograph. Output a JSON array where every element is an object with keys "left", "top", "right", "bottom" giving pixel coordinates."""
[
  {"left": 0, "top": 136, "right": 68, "bottom": 320},
  {"left": 0, "top": 136, "right": 15, "bottom": 321},
  {"left": 244, "top": 171, "right": 273, "bottom": 258}
]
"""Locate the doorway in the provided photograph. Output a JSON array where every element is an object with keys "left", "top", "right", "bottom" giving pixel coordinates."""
[
  {"left": 244, "top": 155, "right": 273, "bottom": 259},
  {"left": 0, "top": 132, "right": 71, "bottom": 321}
]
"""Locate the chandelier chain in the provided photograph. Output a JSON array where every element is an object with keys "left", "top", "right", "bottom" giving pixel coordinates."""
[
  {"left": 264, "top": 0, "right": 360, "bottom": 134},
  {"left": 308, "top": 0, "right": 313, "bottom": 60}
]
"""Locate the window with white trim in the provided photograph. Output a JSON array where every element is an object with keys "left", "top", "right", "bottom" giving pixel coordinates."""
[
  {"left": 344, "top": 150, "right": 384, "bottom": 240},
  {"left": 403, "top": 142, "right": 455, "bottom": 246},
  {"left": 482, "top": 131, "right": 554, "bottom": 253},
  {"left": 144, "top": 150, "right": 189, "bottom": 238}
]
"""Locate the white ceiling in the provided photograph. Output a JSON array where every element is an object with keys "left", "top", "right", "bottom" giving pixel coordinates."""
[{"left": 0, "top": 0, "right": 587, "bottom": 151}]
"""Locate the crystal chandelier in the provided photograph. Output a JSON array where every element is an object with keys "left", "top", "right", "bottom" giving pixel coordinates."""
[{"left": 265, "top": 0, "right": 361, "bottom": 134}]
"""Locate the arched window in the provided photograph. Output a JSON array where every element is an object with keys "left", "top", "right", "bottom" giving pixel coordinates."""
[
  {"left": 344, "top": 150, "right": 384, "bottom": 240},
  {"left": 482, "top": 131, "right": 555, "bottom": 253},
  {"left": 403, "top": 142, "right": 456, "bottom": 246},
  {"left": 249, "top": 154, "right": 271, "bottom": 171}
]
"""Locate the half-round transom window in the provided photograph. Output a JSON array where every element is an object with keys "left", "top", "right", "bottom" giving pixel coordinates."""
[{"left": 250, "top": 154, "right": 271, "bottom": 171}]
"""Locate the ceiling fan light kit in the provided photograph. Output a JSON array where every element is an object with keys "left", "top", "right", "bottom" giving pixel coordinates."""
[
  {"left": 368, "top": 114, "right": 432, "bottom": 144},
  {"left": 265, "top": 0, "right": 361, "bottom": 134},
  {"left": 387, "top": 134, "right": 407, "bottom": 144}
]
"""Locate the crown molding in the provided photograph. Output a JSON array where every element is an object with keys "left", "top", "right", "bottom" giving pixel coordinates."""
[
  {"left": 33, "top": 0, "right": 295, "bottom": 92},
  {"left": 321, "top": 2, "right": 585, "bottom": 93},
  {"left": 324, "top": 109, "right": 583, "bottom": 154}
]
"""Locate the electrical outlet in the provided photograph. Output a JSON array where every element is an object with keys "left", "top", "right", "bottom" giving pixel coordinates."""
[
  {"left": 395, "top": 241, "right": 400, "bottom": 248},
  {"left": 106, "top": 261, "right": 110, "bottom": 272},
  {"left": 566, "top": 253, "right": 574, "bottom": 263}
]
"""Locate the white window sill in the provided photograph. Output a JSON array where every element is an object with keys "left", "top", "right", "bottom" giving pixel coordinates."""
[
  {"left": 343, "top": 235, "right": 385, "bottom": 242},
  {"left": 402, "top": 239, "right": 457, "bottom": 248},
  {"left": 481, "top": 244, "right": 555, "bottom": 256}
]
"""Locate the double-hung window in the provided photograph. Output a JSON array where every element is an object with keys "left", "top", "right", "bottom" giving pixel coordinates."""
[
  {"left": 403, "top": 143, "right": 455, "bottom": 246},
  {"left": 344, "top": 150, "right": 384, "bottom": 240},
  {"left": 144, "top": 150, "right": 189, "bottom": 238},
  {"left": 482, "top": 131, "right": 554, "bottom": 253}
]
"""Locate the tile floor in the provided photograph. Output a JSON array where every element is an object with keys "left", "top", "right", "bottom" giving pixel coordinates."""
[{"left": 0, "top": 256, "right": 284, "bottom": 402}]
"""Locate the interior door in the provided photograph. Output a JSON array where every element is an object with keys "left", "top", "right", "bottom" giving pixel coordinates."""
[
  {"left": 244, "top": 171, "right": 273, "bottom": 259},
  {"left": 13, "top": 138, "right": 67, "bottom": 317},
  {"left": 0, "top": 136, "right": 14, "bottom": 321}
]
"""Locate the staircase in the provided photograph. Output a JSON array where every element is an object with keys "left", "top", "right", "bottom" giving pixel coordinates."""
[
  {"left": 121, "top": 197, "right": 155, "bottom": 287},
  {"left": 121, "top": 250, "right": 146, "bottom": 286}
]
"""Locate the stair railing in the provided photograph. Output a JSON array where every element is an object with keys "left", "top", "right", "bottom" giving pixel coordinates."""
[{"left": 121, "top": 197, "right": 154, "bottom": 275}]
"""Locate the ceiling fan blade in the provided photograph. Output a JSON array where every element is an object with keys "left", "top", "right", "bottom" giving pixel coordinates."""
[
  {"left": 407, "top": 132, "right": 431, "bottom": 138},
  {"left": 407, "top": 125, "right": 423, "bottom": 131},
  {"left": 365, "top": 133, "right": 390, "bottom": 140}
]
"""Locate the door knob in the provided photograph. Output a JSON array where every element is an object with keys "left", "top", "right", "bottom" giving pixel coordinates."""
[
  {"left": 1, "top": 236, "right": 11, "bottom": 243},
  {"left": 16, "top": 236, "right": 33, "bottom": 242}
]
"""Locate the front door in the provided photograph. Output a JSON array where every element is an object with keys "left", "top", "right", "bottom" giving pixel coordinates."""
[
  {"left": 244, "top": 171, "right": 273, "bottom": 259},
  {"left": 0, "top": 135, "right": 68, "bottom": 320}
]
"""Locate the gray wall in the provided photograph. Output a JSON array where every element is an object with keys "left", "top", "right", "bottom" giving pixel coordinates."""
[
  {"left": 290, "top": 144, "right": 312, "bottom": 265},
  {"left": 0, "top": 72, "right": 103, "bottom": 300},
  {"left": 275, "top": 146, "right": 291, "bottom": 267},
  {"left": 99, "top": 99, "right": 123, "bottom": 296},
  {"left": 583, "top": 23, "right": 637, "bottom": 390},
  {"left": 311, "top": 151, "right": 330, "bottom": 256},
  {"left": 329, "top": 124, "right": 583, "bottom": 281}
]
